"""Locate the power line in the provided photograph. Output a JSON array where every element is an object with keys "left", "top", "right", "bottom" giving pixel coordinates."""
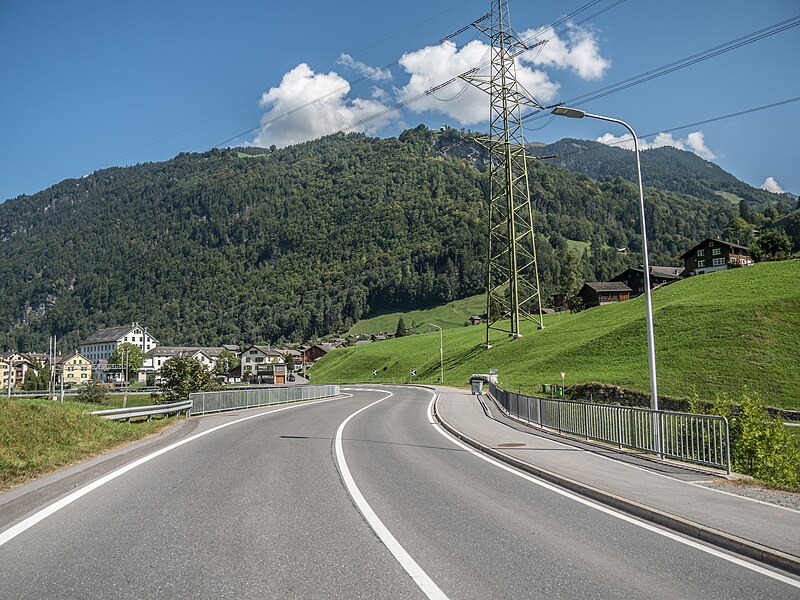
[
  {"left": 328, "top": 0, "right": 626, "bottom": 139},
  {"left": 523, "top": 13, "right": 800, "bottom": 125},
  {"left": 98, "top": 0, "right": 487, "bottom": 168},
  {"left": 531, "top": 95, "right": 800, "bottom": 160}
]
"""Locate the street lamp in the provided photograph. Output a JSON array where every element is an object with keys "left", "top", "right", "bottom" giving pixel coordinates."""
[
  {"left": 430, "top": 324, "right": 443, "bottom": 384},
  {"left": 552, "top": 107, "right": 660, "bottom": 424}
]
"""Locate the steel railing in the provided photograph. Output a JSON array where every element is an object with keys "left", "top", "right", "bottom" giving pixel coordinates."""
[
  {"left": 489, "top": 383, "right": 730, "bottom": 473},
  {"left": 189, "top": 384, "right": 340, "bottom": 416},
  {"left": 89, "top": 400, "right": 193, "bottom": 421}
]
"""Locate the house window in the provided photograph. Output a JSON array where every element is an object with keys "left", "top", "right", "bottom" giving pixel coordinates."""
[
  {"left": 697, "top": 249, "right": 704, "bottom": 257},
  {"left": 250, "top": 350, "right": 258, "bottom": 354},
  {"left": 255, "top": 357, "right": 264, "bottom": 363},
  {"left": 697, "top": 260, "right": 705, "bottom": 268},
  {"left": 709, "top": 241, "right": 715, "bottom": 246},
  {"left": 713, "top": 257, "right": 725, "bottom": 266},
  {"left": 81, "top": 374, "right": 87, "bottom": 378},
  {"left": 712, "top": 248, "right": 721, "bottom": 256}
]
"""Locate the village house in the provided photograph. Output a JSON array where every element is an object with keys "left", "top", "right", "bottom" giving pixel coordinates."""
[
  {"left": 305, "top": 343, "right": 339, "bottom": 361},
  {"left": 80, "top": 323, "right": 158, "bottom": 366},
  {"left": 240, "top": 345, "right": 285, "bottom": 382},
  {"left": 1, "top": 353, "right": 38, "bottom": 389},
  {"left": 679, "top": 238, "right": 753, "bottom": 277},
  {"left": 55, "top": 352, "right": 92, "bottom": 386},
  {"left": 610, "top": 266, "right": 685, "bottom": 297},
  {"left": 579, "top": 281, "right": 632, "bottom": 310}
]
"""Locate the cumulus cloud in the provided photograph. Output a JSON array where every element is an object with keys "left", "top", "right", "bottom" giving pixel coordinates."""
[
  {"left": 337, "top": 53, "right": 392, "bottom": 81},
  {"left": 251, "top": 63, "right": 399, "bottom": 148},
  {"left": 519, "top": 26, "right": 610, "bottom": 80},
  {"left": 395, "top": 40, "right": 559, "bottom": 126},
  {"left": 760, "top": 177, "right": 784, "bottom": 194},
  {"left": 596, "top": 130, "right": 716, "bottom": 160}
]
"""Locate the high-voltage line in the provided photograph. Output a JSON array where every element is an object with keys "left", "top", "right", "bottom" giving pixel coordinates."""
[{"left": 461, "top": 0, "right": 546, "bottom": 345}]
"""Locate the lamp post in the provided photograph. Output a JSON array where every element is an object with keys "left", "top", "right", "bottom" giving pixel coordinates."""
[
  {"left": 430, "top": 324, "right": 443, "bottom": 384},
  {"left": 560, "top": 371, "right": 566, "bottom": 398},
  {"left": 552, "top": 107, "right": 660, "bottom": 446}
]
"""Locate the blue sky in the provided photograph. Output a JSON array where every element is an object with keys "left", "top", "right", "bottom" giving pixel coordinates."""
[{"left": 2, "top": 0, "right": 798, "bottom": 202}]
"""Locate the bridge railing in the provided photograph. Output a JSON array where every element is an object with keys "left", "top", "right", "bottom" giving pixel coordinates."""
[
  {"left": 89, "top": 400, "right": 192, "bottom": 421},
  {"left": 189, "top": 384, "right": 339, "bottom": 416},
  {"left": 489, "top": 383, "right": 730, "bottom": 473}
]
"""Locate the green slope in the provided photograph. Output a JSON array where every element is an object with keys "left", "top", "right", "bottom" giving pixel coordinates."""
[
  {"left": 311, "top": 260, "right": 800, "bottom": 410},
  {"left": 345, "top": 294, "right": 486, "bottom": 335}
]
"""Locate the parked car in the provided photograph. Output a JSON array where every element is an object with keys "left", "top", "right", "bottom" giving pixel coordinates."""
[{"left": 288, "top": 374, "right": 296, "bottom": 382}]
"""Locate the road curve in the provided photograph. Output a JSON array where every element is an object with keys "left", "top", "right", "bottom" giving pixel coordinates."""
[{"left": 0, "top": 386, "right": 797, "bottom": 599}]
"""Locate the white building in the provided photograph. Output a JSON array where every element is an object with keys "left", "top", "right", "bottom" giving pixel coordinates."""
[
  {"left": 80, "top": 323, "right": 158, "bottom": 365},
  {"left": 145, "top": 346, "right": 224, "bottom": 374}
]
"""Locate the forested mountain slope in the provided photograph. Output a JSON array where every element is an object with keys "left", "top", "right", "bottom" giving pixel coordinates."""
[
  {"left": 533, "top": 138, "right": 792, "bottom": 209},
  {"left": 1, "top": 127, "right": 739, "bottom": 350}
]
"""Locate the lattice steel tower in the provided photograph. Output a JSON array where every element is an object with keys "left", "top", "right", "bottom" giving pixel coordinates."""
[{"left": 462, "top": 0, "right": 545, "bottom": 346}]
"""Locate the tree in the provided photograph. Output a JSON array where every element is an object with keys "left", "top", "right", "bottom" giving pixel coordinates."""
[
  {"left": 77, "top": 379, "right": 108, "bottom": 404},
  {"left": 214, "top": 348, "right": 240, "bottom": 375},
  {"left": 395, "top": 317, "right": 407, "bottom": 338},
  {"left": 158, "top": 356, "right": 218, "bottom": 404},
  {"left": 283, "top": 352, "right": 295, "bottom": 372},
  {"left": 108, "top": 342, "right": 145, "bottom": 383},
  {"left": 752, "top": 229, "right": 792, "bottom": 260}
]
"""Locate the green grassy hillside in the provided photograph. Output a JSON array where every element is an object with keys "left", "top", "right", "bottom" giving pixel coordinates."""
[
  {"left": 345, "top": 295, "right": 486, "bottom": 335},
  {"left": 312, "top": 260, "right": 800, "bottom": 410}
]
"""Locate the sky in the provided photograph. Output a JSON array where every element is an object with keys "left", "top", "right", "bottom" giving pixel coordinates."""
[{"left": 1, "top": 0, "right": 799, "bottom": 203}]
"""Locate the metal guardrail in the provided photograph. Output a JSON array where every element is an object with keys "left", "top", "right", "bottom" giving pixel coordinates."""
[
  {"left": 189, "top": 384, "right": 340, "bottom": 416},
  {"left": 489, "top": 383, "right": 731, "bottom": 473},
  {"left": 89, "top": 400, "right": 193, "bottom": 421}
]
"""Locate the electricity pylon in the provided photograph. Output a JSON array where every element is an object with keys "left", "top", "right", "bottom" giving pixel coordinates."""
[{"left": 461, "top": 0, "right": 545, "bottom": 347}]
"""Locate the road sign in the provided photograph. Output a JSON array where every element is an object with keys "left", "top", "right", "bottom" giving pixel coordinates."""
[
  {"left": 372, "top": 370, "right": 378, "bottom": 377},
  {"left": 410, "top": 369, "right": 417, "bottom": 377}
]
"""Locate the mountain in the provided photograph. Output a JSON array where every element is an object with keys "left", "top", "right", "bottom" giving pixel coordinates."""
[
  {"left": 0, "top": 126, "right": 738, "bottom": 352},
  {"left": 531, "top": 138, "right": 790, "bottom": 209}
]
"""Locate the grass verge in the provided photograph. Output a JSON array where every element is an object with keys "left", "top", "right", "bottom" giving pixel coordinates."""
[{"left": 0, "top": 397, "right": 175, "bottom": 491}]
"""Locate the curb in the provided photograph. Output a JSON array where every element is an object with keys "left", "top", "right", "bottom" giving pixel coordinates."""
[{"left": 432, "top": 394, "right": 800, "bottom": 578}]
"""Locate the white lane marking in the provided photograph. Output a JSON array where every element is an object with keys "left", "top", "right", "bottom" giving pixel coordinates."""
[
  {"left": 489, "top": 396, "right": 800, "bottom": 514},
  {"left": 335, "top": 389, "right": 448, "bottom": 600},
  {"left": 0, "top": 395, "right": 348, "bottom": 548},
  {"left": 428, "top": 393, "right": 800, "bottom": 589}
]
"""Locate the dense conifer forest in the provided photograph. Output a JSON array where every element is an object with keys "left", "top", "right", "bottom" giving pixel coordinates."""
[{"left": 1, "top": 126, "right": 793, "bottom": 351}]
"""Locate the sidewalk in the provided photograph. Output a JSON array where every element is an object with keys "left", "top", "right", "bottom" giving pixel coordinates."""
[{"left": 434, "top": 387, "right": 800, "bottom": 575}]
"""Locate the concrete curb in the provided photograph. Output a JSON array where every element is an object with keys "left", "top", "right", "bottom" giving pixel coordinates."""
[{"left": 432, "top": 393, "right": 800, "bottom": 577}]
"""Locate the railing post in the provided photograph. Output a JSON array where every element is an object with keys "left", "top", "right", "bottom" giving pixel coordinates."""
[{"left": 537, "top": 396, "right": 542, "bottom": 426}]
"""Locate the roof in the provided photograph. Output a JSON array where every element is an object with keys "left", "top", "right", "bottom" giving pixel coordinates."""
[
  {"left": 54, "top": 352, "right": 89, "bottom": 365},
  {"left": 612, "top": 266, "right": 684, "bottom": 281},
  {"left": 146, "top": 346, "right": 227, "bottom": 359},
  {"left": 679, "top": 238, "right": 750, "bottom": 259},
  {"left": 581, "top": 281, "right": 632, "bottom": 293},
  {"left": 221, "top": 344, "right": 240, "bottom": 352},
  {"left": 82, "top": 325, "right": 137, "bottom": 344},
  {"left": 311, "top": 343, "right": 338, "bottom": 353},
  {"left": 242, "top": 345, "right": 284, "bottom": 357}
]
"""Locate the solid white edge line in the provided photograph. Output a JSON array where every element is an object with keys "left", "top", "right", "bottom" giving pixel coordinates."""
[
  {"left": 0, "top": 395, "right": 349, "bottom": 548},
  {"left": 428, "top": 392, "right": 800, "bottom": 589},
  {"left": 335, "top": 389, "right": 448, "bottom": 600},
  {"left": 490, "top": 395, "right": 800, "bottom": 514}
]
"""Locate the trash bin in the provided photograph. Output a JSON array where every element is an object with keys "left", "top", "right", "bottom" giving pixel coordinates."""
[{"left": 471, "top": 378, "right": 484, "bottom": 394}]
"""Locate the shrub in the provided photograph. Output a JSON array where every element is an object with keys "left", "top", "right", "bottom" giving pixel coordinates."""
[{"left": 76, "top": 380, "right": 109, "bottom": 404}]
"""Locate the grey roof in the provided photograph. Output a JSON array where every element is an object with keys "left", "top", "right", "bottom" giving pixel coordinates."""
[
  {"left": 582, "top": 281, "right": 632, "bottom": 293},
  {"left": 243, "top": 345, "right": 285, "bottom": 357},
  {"left": 613, "top": 266, "right": 684, "bottom": 280},
  {"left": 146, "top": 346, "right": 225, "bottom": 359},
  {"left": 82, "top": 325, "right": 137, "bottom": 344},
  {"left": 679, "top": 238, "right": 750, "bottom": 259}
]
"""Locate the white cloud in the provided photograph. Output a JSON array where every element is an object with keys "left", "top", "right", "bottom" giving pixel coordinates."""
[
  {"left": 337, "top": 53, "right": 392, "bottom": 81},
  {"left": 395, "top": 40, "right": 559, "bottom": 126},
  {"left": 519, "top": 26, "right": 610, "bottom": 80},
  {"left": 596, "top": 130, "right": 716, "bottom": 160},
  {"left": 251, "top": 63, "right": 399, "bottom": 148},
  {"left": 760, "top": 176, "right": 784, "bottom": 194}
]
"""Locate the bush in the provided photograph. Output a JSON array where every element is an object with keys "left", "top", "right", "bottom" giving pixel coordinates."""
[
  {"left": 76, "top": 380, "right": 109, "bottom": 404},
  {"left": 697, "top": 391, "right": 800, "bottom": 489}
]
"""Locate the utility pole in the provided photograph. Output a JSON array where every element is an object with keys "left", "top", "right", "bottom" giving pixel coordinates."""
[
  {"left": 462, "top": 0, "right": 546, "bottom": 347},
  {"left": 5, "top": 358, "right": 13, "bottom": 399}
]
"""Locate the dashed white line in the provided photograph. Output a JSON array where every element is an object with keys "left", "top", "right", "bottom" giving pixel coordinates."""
[{"left": 334, "top": 389, "right": 448, "bottom": 600}]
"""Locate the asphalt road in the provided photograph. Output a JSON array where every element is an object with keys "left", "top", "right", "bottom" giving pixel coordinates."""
[{"left": 0, "top": 386, "right": 797, "bottom": 599}]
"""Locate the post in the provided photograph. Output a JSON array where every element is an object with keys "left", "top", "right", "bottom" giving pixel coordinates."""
[
  {"left": 6, "top": 359, "right": 12, "bottom": 399},
  {"left": 552, "top": 106, "right": 661, "bottom": 456},
  {"left": 430, "top": 324, "right": 443, "bottom": 384}
]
